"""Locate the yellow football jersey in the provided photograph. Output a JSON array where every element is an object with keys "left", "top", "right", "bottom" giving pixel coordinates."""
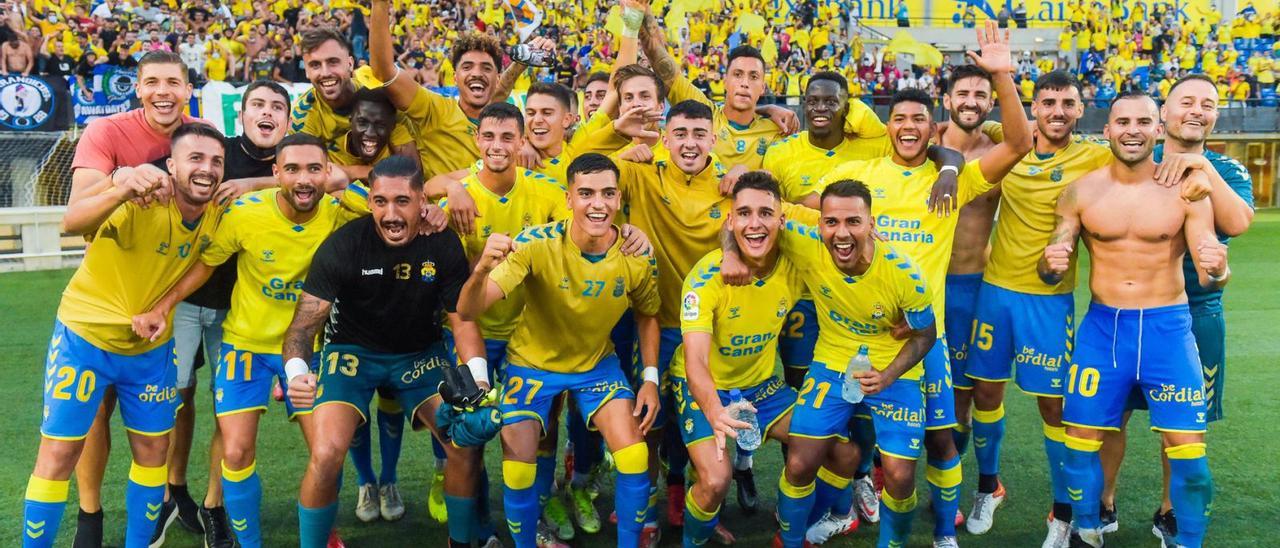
[
  {"left": 404, "top": 86, "right": 482, "bottom": 178},
  {"left": 442, "top": 170, "right": 571, "bottom": 340},
  {"left": 779, "top": 223, "right": 935, "bottom": 380},
  {"left": 820, "top": 158, "right": 993, "bottom": 329},
  {"left": 58, "top": 201, "right": 223, "bottom": 354},
  {"left": 617, "top": 158, "right": 729, "bottom": 328},
  {"left": 532, "top": 120, "right": 632, "bottom": 184},
  {"left": 491, "top": 220, "right": 661, "bottom": 373},
  {"left": 985, "top": 136, "right": 1111, "bottom": 295},
  {"left": 667, "top": 75, "right": 783, "bottom": 170},
  {"left": 672, "top": 250, "right": 805, "bottom": 389},
  {"left": 289, "top": 87, "right": 415, "bottom": 149},
  {"left": 201, "top": 189, "right": 349, "bottom": 354},
  {"left": 763, "top": 131, "right": 890, "bottom": 202}
]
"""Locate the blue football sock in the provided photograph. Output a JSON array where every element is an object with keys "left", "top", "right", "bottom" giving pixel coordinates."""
[
  {"left": 808, "top": 467, "right": 852, "bottom": 526},
  {"left": 833, "top": 481, "right": 854, "bottom": 517},
  {"left": 126, "top": 462, "right": 167, "bottom": 548},
  {"left": 683, "top": 489, "right": 718, "bottom": 547},
  {"left": 535, "top": 453, "right": 556, "bottom": 508},
  {"left": 776, "top": 474, "right": 816, "bottom": 548},
  {"left": 927, "top": 455, "right": 962, "bottom": 538},
  {"left": 614, "top": 442, "right": 651, "bottom": 548},
  {"left": 952, "top": 423, "right": 972, "bottom": 456},
  {"left": 348, "top": 419, "right": 377, "bottom": 486},
  {"left": 297, "top": 502, "right": 337, "bottom": 548},
  {"left": 852, "top": 415, "right": 877, "bottom": 475},
  {"left": 376, "top": 406, "right": 405, "bottom": 485},
  {"left": 221, "top": 461, "right": 263, "bottom": 548},
  {"left": 443, "top": 495, "right": 477, "bottom": 544},
  {"left": 1063, "top": 435, "right": 1104, "bottom": 531},
  {"left": 1043, "top": 423, "right": 1070, "bottom": 506},
  {"left": 502, "top": 460, "right": 539, "bottom": 548},
  {"left": 1167, "top": 444, "right": 1213, "bottom": 548},
  {"left": 22, "top": 475, "right": 68, "bottom": 548},
  {"left": 972, "top": 405, "right": 1006, "bottom": 481},
  {"left": 880, "top": 489, "right": 917, "bottom": 547}
]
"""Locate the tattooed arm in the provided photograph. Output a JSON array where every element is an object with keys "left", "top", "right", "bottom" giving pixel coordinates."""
[
  {"left": 282, "top": 292, "right": 333, "bottom": 365},
  {"left": 1038, "top": 182, "right": 1082, "bottom": 286},
  {"left": 640, "top": 11, "right": 682, "bottom": 90}
]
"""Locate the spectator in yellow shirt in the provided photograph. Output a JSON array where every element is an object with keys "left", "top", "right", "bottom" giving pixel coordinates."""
[{"left": 1229, "top": 76, "right": 1251, "bottom": 105}]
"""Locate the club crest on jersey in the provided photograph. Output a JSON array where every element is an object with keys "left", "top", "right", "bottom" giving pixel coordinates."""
[
  {"left": 215, "top": 388, "right": 223, "bottom": 403},
  {"left": 613, "top": 276, "right": 625, "bottom": 297},
  {"left": 871, "top": 303, "right": 885, "bottom": 320},
  {"left": 682, "top": 291, "right": 700, "bottom": 321},
  {"left": 1050, "top": 166, "right": 1064, "bottom": 182},
  {"left": 756, "top": 138, "right": 768, "bottom": 156},
  {"left": 709, "top": 204, "right": 722, "bottom": 219},
  {"left": 482, "top": 225, "right": 493, "bottom": 237},
  {"left": 198, "top": 235, "right": 212, "bottom": 253},
  {"left": 261, "top": 249, "right": 275, "bottom": 263},
  {"left": 522, "top": 212, "right": 533, "bottom": 228},
  {"left": 420, "top": 261, "right": 437, "bottom": 282},
  {"left": 684, "top": 418, "right": 695, "bottom": 433},
  {"left": 777, "top": 299, "right": 788, "bottom": 318},
  {"left": 559, "top": 276, "right": 571, "bottom": 290}
]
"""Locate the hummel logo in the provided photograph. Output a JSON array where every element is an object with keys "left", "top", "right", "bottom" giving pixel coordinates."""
[
  {"left": 974, "top": 437, "right": 988, "bottom": 448},
  {"left": 361, "top": 268, "right": 384, "bottom": 276}
]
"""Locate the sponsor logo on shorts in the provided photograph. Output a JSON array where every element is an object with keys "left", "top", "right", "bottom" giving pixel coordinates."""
[
  {"left": 1015, "top": 346, "right": 1063, "bottom": 371},
  {"left": 584, "top": 379, "right": 629, "bottom": 394},
  {"left": 1147, "top": 384, "right": 1205, "bottom": 405},
  {"left": 401, "top": 354, "right": 450, "bottom": 384},
  {"left": 138, "top": 384, "right": 178, "bottom": 404},
  {"left": 871, "top": 402, "right": 924, "bottom": 426}
]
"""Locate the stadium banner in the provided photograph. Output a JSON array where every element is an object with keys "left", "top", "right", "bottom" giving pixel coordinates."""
[
  {"left": 843, "top": 0, "right": 1214, "bottom": 28},
  {"left": 0, "top": 74, "right": 71, "bottom": 131},
  {"left": 71, "top": 64, "right": 138, "bottom": 125},
  {"left": 199, "top": 80, "right": 314, "bottom": 135}
]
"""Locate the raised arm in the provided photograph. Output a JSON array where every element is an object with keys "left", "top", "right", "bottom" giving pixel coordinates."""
[
  {"left": 636, "top": 1, "right": 678, "bottom": 91},
  {"left": 456, "top": 234, "right": 517, "bottom": 320},
  {"left": 967, "top": 21, "right": 1033, "bottom": 183},
  {"left": 1038, "top": 182, "right": 1082, "bottom": 285},
  {"left": 370, "top": 0, "right": 421, "bottom": 111}
]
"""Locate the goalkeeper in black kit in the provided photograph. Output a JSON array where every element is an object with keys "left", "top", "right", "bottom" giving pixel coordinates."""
[{"left": 279, "top": 156, "right": 497, "bottom": 548}]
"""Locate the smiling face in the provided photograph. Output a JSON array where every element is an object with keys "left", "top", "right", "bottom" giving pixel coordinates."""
[
  {"left": 819, "top": 194, "right": 873, "bottom": 273},
  {"left": 454, "top": 50, "right": 499, "bottom": 111},
  {"left": 887, "top": 100, "right": 934, "bottom": 164},
  {"left": 568, "top": 169, "right": 620, "bottom": 239},
  {"left": 723, "top": 56, "right": 766, "bottom": 112},
  {"left": 524, "top": 93, "right": 570, "bottom": 152},
  {"left": 619, "top": 75, "right": 662, "bottom": 115},
  {"left": 662, "top": 114, "right": 715, "bottom": 175},
  {"left": 348, "top": 99, "right": 394, "bottom": 163},
  {"left": 136, "top": 62, "right": 193, "bottom": 131},
  {"left": 475, "top": 116, "right": 524, "bottom": 174},
  {"left": 1031, "top": 86, "right": 1084, "bottom": 146},
  {"left": 272, "top": 143, "right": 327, "bottom": 213},
  {"left": 944, "top": 76, "right": 993, "bottom": 131},
  {"left": 804, "top": 79, "right": 848, "bottom": 138},
  {"left": 1161, "top": 78, "right": 1218, "bottom": 147},
  {"left": 583, "top": 79, "right": 609, "bottom": 119},
  {"left": 302, "top": 39, "right": 354, "bottom": 104},
  {"left": 731, "top": 188, "right": 782, "bottom": 262},
  {"left": 168, "top": 134, "right": 224, "bottom": 206},
  {"left": 239, "top": 86, "right": 288, "bottom": 148},
  {"left": 1104, "top": 95, "right": 1161, "bottom": 167},
  {"left": 369, "top": 176, "right": 422, "bottom": 247}
]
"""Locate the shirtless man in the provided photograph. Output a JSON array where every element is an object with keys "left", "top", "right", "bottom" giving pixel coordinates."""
[
  {"left": 2, "top": 33, "right": 34, "bottom": 74},
  {"left": 1038, "top": 91, "right": 1224, "bottom": 548},
  {"left": 938, "top": 65, "right": 1000, "bottom": 468}
]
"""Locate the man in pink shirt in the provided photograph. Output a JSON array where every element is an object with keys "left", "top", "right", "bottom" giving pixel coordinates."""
[{"left": 66, "top": 50, "right": 205, "bottom": 548}]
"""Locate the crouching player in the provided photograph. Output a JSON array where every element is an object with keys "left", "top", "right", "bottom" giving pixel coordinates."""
[
  {"left": 674, "top": 172, "right": 808, "bottom": 546},
  {"left": 281, "top": 156, "right": 492, "bottom": 548},
  {"left": 773, "top": 180, "right": 938, "bottom": 548},
  {"left": 457, "top": 153, "right": 662, "bottom": 548}
]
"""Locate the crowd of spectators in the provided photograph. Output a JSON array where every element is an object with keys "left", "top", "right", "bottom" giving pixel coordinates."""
[{"left": 1, "top": 0, "right": 1278, "bottom": 107}]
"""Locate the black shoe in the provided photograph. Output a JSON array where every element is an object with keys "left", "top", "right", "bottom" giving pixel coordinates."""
[
  {"left": 1069, "top": 530, "right": 1105, "bottom": 548},
  {"left": 199, "top": 506, "right": 238, "bottom": 548},
  {"left": 169, "top": 485, "right": 204, "bottom": 534},
  {"left": 148, "top": 499, "right": 179, "bottom": 547},
  {"left": 1100, "top": 503, "right": 1118, "bottom": 534},
  {"left": 73, "top": 509, "right": 104, "bottom": 548},
  {"left": 733, "top": 467, "right": 758, "bottom": 514},
  {"left": 1151, "top": 508, "right": 1178, "bottom": 548}
]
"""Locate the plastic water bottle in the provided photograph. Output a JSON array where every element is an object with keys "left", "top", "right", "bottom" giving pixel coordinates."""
[
  {"left": 843, "top": 345, "right": 872, "bottom": 404},
  {"left": 728, "top": 389, "right": 761, "bottom": 451}
]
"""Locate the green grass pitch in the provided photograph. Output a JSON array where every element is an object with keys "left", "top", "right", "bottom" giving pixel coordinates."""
[{"left": 2, "top": 210, "right": 1277, "bottom": 546}]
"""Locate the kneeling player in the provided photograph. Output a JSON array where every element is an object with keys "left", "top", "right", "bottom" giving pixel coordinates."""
[
  {"left": 674, "top": 173, "right": 806, "bottom": 546},
  {"left": 772, "top": 181, "right": 938, "bottom": 548},
  {"left": 457, "top": 153, "right": 661, "bottom": 548},
  {"left": 281, "top": 156, "right": 491, "bottom": 548}
]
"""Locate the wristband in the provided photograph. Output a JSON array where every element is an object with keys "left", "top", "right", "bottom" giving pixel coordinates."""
[
  {"left": 1209, "top": 268, "right": 1229, "bottom": 283},
  {"left": 621, "top": 6, "right": 643, "bottom": 38},
  {"left": 938, "top": 165, "right": 959, "bottom": 176},
  {"left": 466, "top": 357, "right": 490, "bottom": 386},
  {"left": 642, "top": 366, "right": 659, "bottom": 385},
  {"left": 284, "top": 357, "right": 310, "bottom": 383},
  {"left": 381, "top": 66, "right": 403, "bottom": 88}
]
